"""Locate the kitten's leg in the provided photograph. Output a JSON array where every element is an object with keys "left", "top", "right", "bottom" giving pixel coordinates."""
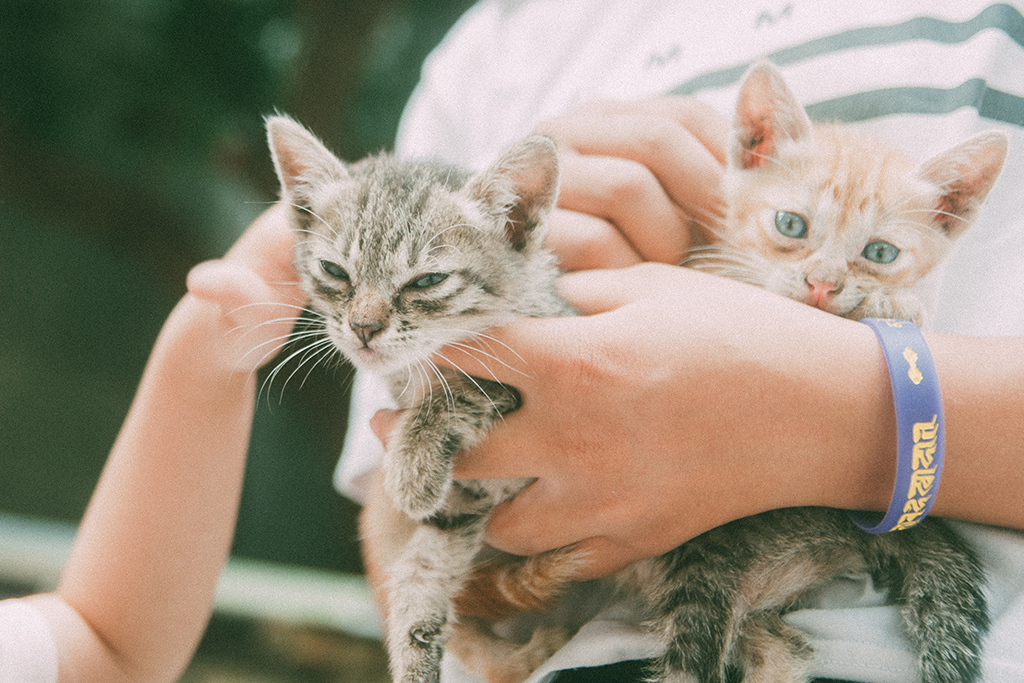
[
  {"left": 625, "top": 550, "right": 744, "bottom": 683},
  {"left": 873, "top": 521, "right": 988, "bottom": 683},
  {"left": 385, "top": 508, "right": 490, "bottom": 683},
  {"left": 731, "top": 612, "right": 814, "bottom": 683},
  {"left": 386, "top": 376, "right": 519, "bottom": 519}
]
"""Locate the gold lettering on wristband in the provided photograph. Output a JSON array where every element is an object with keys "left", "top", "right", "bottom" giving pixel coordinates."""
[
  {"left": 907, "top": 468, "right": 937, "bottom": 497},
  {"left": 913, "top": 415, "right": 939, "bottom": 442},
  {"left": 895, "top": 508, "right": 928, "bottom": 530},
  {"left": 903, "top": 347, "right": 924, "bottom": 385},
  {"left": 894, "top": 414, "right": 941, "bottom": 530}
]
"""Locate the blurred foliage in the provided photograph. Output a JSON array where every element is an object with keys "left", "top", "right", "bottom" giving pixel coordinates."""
[{"left": 0, "top": 0, "right": 474, "bottom": 572}]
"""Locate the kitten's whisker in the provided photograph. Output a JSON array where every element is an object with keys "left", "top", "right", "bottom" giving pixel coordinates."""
[
  {"left": 424, "top": 360, "right": 456, "bottom": 418},
  {"left": 432, "top": 352, "right": 506, "bottom": 421},
  {"left": 230, "top": 319, "right": 325, "bottom": 370},
  {"left": 687, "top": 210, "right": 728, "bottom": 245},
  {"left": 893, "top": 207, "right": 969, "bottom": 225},
  {"left": 224, "top": 315, "right": 304, "bottom": 340},
  {"left": 395, "top": 366, "right": 416, "bottom": 403},
  {"left": 259, "top": 336, "right": 332, "bottom": 405},
  {"left": 276, "top": 338, "right": 338, "bottom": 401},
  {"left": 432, "top": 331, "right": 532, "bottom": 380},
  {"left": 225, "top": 299, "right": 315, "bottom": 313},
  {"left": 233, "top": 329, "right": 324, "bottom": 370},
  {"left": 410, "top": 361, "right": 442, "bottom": 423},
  {"left": 443, "top": 340, "right": 527, "bottom": 383},
  {"left": 295, "top": 342, "right": 342, "bottom": 391},
  {"left": 684, "top": 244, "right": 768, "bottom": 288},
  {"left": 223, "top": 303, "right": 314, "bottom": 325}
]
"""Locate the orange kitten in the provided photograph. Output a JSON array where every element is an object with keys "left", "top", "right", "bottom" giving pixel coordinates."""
[{"left": 692, "top": 62, "right": 1007, "bottom": 325}]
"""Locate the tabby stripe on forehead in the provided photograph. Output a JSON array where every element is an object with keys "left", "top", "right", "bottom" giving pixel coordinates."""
[{"left": 670, "top": 3, "right": 1024, "bottom": 127}]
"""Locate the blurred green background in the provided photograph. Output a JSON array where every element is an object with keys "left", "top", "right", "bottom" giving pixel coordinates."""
[{"left": 0, "top": 0, "right": 475, "bottom": 574}]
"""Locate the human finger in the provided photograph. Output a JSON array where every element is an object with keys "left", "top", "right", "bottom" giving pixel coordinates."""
[
  {"left": 540, "top": 107, "right": 727, "bottom": 242},
  {"left": 556, "top": 151, "right": 691, "bottom": 264},
  {"left": 224, "top": 203, "right": 300, "bottom": 284},
  {"left": 555, "top": 262, "right": 679, "bottom": 316},
  {"left": 370, "top": 409, "right": 401, "bottom": 448},
  {"left": 545, "top": 208, "right": 643, "bottom": 271},
  {"left": 481, "top": 478, "right": 597, "bottom": 554},
  {"left": 431, "top": 315, "right": 574, "bottom": 387},
  {"left": 187, "top": 260, "right": 268, "bottom": 314},
  {"left": 481, "top": 482, "right": 647, "bottom": 578},
  {"left": 574, "top": 97, "right": 729, "bottom": 164},
  {"left": 186, "top": 259, "right": 302, "bottom": 369}
]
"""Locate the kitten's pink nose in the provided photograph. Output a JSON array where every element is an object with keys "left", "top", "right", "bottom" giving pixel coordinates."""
[
  {"left": 805, "top": 277, "right": 840, "bottom": 309},
  {"left": 350, "top": 320, "right": 385, "bottom": 346}
]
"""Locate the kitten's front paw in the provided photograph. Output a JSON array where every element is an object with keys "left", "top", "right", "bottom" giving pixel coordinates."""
[
  {"left": 384, "top": 434, "right": 460, "bottom": 520},
  {"left": 386, "top": 466, "right": 451, "bottom": 520},
  {"left": 849, "top": 290, "right": 924, "bottom": 325}
]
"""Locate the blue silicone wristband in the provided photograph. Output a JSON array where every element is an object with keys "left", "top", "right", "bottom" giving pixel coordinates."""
[{"left": 848, "top": 318, "right": 944, "bottom": 533}]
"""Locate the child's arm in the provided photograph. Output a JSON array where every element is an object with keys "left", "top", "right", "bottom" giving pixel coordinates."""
[{"left": 25, "top": 204, "right": 303, "bottom": 683}]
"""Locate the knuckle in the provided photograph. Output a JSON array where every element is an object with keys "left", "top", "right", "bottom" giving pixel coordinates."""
[
  {"left": 629, "top": 117, "right": 680, "bottom": 162},
  {"left": 604, "top": 162, "right": 655, "bottom": 207},
  {"left": 570, "top": 225, "right": 633, "bottom": 269}
]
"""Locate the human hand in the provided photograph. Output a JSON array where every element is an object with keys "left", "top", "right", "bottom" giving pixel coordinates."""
[
  {"left": 534, "top": 97, "right": 728, "bottom": 270},
  {"left": 186, "top": 203, "right": 306, "bottom": 373},
  {"left": 415, "top": 264, "right": 893, "bottom": 579}
]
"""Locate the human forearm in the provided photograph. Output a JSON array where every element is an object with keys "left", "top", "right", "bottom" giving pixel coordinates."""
[
  {"left": 33, "top": 205, "right": 302, "bottom": 682},
  {"left": 442, "top": 266, "right": 1024, "bottom": 577},
  {"left": 924, "top": 334, "right": 1024, "bottom": 529},
  {"left": 47, "top": 295, "right": 254, "bottom": 682}
]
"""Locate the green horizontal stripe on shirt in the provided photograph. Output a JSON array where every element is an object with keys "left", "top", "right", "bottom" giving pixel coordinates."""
[{"left": 669, "top": 3, "right": 1024, "bottom": 126}]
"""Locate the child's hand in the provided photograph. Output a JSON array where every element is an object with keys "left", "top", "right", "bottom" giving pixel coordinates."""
[
  {"left": 186, "top": 203, "right": 306, "bottom": 374},
  {"left": 534, "top": 96, "right": 728, "bottom": 271}
]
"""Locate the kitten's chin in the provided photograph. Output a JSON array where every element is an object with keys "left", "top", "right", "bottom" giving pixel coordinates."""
[{"left": 349, "top": 347, "right": 398, "bottom": 373}]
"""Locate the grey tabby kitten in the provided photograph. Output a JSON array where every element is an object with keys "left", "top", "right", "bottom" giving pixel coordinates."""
[
  {"left": 267, "top": 55, "right": 1004, "bottom": 683},
  {"left": 267, "top": 114, "right": 574, "bottom": 683}
]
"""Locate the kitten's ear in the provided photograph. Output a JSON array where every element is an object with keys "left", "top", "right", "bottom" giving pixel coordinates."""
[
  {"left": 731, "top": 60, "right": 812, "bottom": 170},
  {"left": 266, "top": 115, "right": 349, "bottom": 201},
  {"left": 917, "top": 131, "right": 1008, "bottom": 239},
  {"left": 465, "top": 135, "right": 560, "bottom": 251}
]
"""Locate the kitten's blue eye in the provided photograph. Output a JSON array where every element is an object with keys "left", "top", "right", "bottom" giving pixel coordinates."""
[
  {"left": 408, "top": 272, "right": 449, "bottom": 289},
  {"left": 319, "top": 260, "right": 348, "bottom": 279},
  {"left": 774, "top": 211, "right": 808, "bottom": 238},
  {"left": 862, "top": 240, "right": 900, "bottom": 264}
]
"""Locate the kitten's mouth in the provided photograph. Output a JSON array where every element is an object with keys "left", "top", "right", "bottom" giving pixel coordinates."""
[{"left": 352, "top": 345, "right": 388, "bottom": 366}]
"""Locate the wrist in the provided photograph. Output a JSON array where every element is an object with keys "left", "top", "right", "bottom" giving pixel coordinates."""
[
  {"left": 766, "top": 313, "right": 897, "bottom": 516},
  {"left": 847, "top": 320, "right": 944, "bottom": 532}
]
